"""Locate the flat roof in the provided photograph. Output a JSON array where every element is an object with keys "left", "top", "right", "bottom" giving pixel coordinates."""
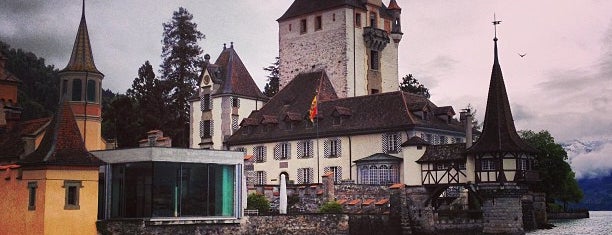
[{"left": 92, "top": 147, "right": 243, "bottom": 165}]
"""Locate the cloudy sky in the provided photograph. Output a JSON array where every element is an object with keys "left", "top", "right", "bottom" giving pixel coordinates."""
[{"left": 1, "top": 0, "right": 611, "bottom": 178}]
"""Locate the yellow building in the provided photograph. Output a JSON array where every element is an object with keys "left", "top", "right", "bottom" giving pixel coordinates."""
[{"left": 0, "top": 101, "right": 102, "bottom": 235}]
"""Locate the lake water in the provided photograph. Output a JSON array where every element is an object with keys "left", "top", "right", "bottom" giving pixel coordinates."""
[{"left": 527, "top": 211, "right": 612, "bottom": 235}]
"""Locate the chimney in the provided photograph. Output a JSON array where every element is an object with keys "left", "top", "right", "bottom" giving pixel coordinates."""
[{"left": 462, "top": 109, "right": 473, "bottom": 148}]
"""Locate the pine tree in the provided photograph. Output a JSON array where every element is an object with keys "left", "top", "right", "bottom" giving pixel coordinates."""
[
  {"left": 159, "top": 7, "right": 205, "bottom": 147},
  {"left": 263, "top": 57, "right": 280, "bottom": 97},
  {"left": 127, "top": 61, "right": 165, "bottom": 132}
]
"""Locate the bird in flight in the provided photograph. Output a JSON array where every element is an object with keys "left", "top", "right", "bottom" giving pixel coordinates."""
[{"left": 518, "top": 53, "right": 526, "bottom": 57}]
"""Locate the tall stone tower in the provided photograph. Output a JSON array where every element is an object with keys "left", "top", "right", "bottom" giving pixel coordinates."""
[
  {"left": 278, "top": 0, "right": 403, "bottom": 98},
  {"left": 58, "top": 1, "right": 106, "bottom": 151}
]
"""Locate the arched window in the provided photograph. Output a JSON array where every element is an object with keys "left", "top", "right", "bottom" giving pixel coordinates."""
[
  {"left": 360, "top": 166, "right": 370, "bottom": 184},
  {"left": 380, "top": 165, "right": 389, "bottom": 184},
  {"left": 72, "top": 79, "right": 82, "bottom": 101},
  {"left": 369, "top": 165, "right": 378, "bottom": 185},
  {"left": 87, "top": 80, "right": 96, "bottom": 102}
]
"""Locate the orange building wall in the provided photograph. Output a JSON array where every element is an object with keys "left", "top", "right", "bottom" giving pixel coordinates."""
[
  {"left": 43, "top": 168, "right": 99, "bottom": 235},
  {"left": 0, "top": 84, "right": 18, "bottom": 102},
  {"left": 0, "top": 168, "right": 99, "bottom": 235},
  {"left": 74, "top": 118, "right": 106, "bottom": 151}
]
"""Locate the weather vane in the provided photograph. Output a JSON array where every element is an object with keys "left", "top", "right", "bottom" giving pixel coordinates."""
[{"left": 492, "top": 14, "right": 502, "bottom": 39}]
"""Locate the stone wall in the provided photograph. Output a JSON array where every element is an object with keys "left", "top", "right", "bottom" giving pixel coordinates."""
[{"left": 97, "top": 214, "right": 393, "bottom": 235}]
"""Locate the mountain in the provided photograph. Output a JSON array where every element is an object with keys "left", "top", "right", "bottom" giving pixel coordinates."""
[{"left": 562, "top": 138, "right": 612, "bottom": 211}]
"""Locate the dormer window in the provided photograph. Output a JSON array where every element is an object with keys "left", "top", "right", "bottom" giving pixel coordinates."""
[
  {"left": 333, "top": 116, "right": 341, "bottom": 126},
  {"left": 285, "top": 121, "right": 293, "bottom": 131}
]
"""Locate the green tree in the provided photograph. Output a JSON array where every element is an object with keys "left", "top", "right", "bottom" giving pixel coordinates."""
[
  {"left": 1, "top": 41, "right": 59, "bottom": 119},
  {"left": 319, "top": 201, "right": 343, "bottom": 213},
  {"left": 101, "top": 95, "right": 142, "bottom": 148},
  {"left": 263, "top": 57, "right": 280, "bottom": 97},
  {"left": 247, "top": 193, "right": 270, "bottom": 214},
  {"left": 127, "top": 61, "right": 166, "bottom": 132},
  {"left": 519, "top": 130, "right": 583, "bottom": 209},
  {"left": 399, "top": 74, "right": 430, "bottom": 98},
  {"left": 160, "top": 7, "right": 204, "bottom": 147}
]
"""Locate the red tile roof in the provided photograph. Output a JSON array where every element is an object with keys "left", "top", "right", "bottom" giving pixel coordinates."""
[
  {"left": 0, "top": 117, "right": 51, "bottom": 162},
  {"left": 375, "top": 199, "right": 389, "bottom": 206},
  {"left": 362, "top": 199, "right": 375, "bottom": 206},
  {"left": 20, "top": 101, "right": 101, "bottom": 166},
  {"left": 210, "top": 46, "right": 267, "bottom": 100}
]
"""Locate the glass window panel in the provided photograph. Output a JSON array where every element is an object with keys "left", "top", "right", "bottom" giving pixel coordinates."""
[
  {"left": 87, "top": 80, "right": 96, "bottom": 102},
  {"left": 72, "top": 79, "right": 82, "bottom": 101}
]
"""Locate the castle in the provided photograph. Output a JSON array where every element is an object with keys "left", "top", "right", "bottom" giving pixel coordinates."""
[{"left": 0, "top": 0, "right": 546, "bottom": 234}]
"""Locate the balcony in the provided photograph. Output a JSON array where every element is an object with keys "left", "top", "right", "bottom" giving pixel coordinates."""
[{"left": 363, "top": 27, "right": 390, "bottom": 51}]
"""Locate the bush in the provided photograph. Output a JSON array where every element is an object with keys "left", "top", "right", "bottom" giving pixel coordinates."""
[
  {"left": 319, "top": 201, "right": 343, "bottom": 213},
  {"left": 247, "top": 193, "right": 270, "bottom": 214}
]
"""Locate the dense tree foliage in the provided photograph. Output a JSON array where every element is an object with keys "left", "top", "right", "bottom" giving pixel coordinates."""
[
  {"left": 263, "top": 57, "right": 280, "bottom": 97},
  {"left": 1, "top": 41, "right": 59, "bottom": 120},
  {"left": 127, "top": 61, "right": 166, "bottom": 132},
  {"left": 159, "top": 7, "right": 204, "bottom": 147},
  {"left": 399, "top": 74, "right": 430, "bottom": 98},
  {"left": 318, "top": 201, "right": 343, "bottom": 213},
  {"left": 519, "top": 130, "right": 583, "bottom": 210},
  {"left": 247, "top": 193, "right": 270, "bottom": 214},
  {"left": 101, "top": 95, "right": 142, "bottom": 148}
]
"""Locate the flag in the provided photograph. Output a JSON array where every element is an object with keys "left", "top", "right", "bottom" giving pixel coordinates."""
[{"left": 309, "top": 95, "right": 317, "bottom": 122}]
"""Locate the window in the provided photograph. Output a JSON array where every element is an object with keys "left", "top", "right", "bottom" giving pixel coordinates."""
[
  {"left": 369, "top": 165, "right": 378, "bottom": 184},
  {"left": 370, "top": 12, "right": 377, "bottom": 27},
  {"left": 325, "top": 138, "right": 341, "bottom": 157},
  {"left": 332, "top": 13, "right": 336, "bottom": 21},
  {"left": 481, "top": 159, "right": 496, "bottom": 171},
  {"left": 62, "top": 79, "right": 68, "bottom": 97},
  {"left": 64, "top": 180, "right": 82, "bottom": 210},
  {"left": 254, "top": 146, "right": 266, "bottom": 163},
  {"left": 371, "top": 89, "right": 379, "bottom": 94},
  {"left": 370, "top": 50, "right": 379, "bottom": 70},
  {"left": 289, "top": 24, "right": 292, "bottom": 31},
  {"left": 425, "top": 134, "right": 433, "bottom": 144},
  {"left": 355, "top": 13, "right": 362, "bottom": 27},
  {"left": 256, "top": 171, "right": 267, "bottom": 185},
  {"left": 440, "top": 136, "right": 448, "bottom": 144},
  {"left": 300, "top": 18, "right": 307, "bottom": 33},
  {"left": 437, "top": 163, "right": 448, "bottom": 170},
  {"left": 315, "top": 16, "right": 322, "bottom": 30},
  {"left": 234, "top": 147, "right": 246, "bottom": 153},
  {"left": 459, "top": 162, "right": 467, "bottom": 170},
  {"left": 72, "top": 79, "right": 82, "bottom": 101},
  {"left": 201, "top": 94, "right": 211, "bottom": 111},
  {"left": 200, "top": 120, "right": 213, "bottom": 138},
  {"left": 87, "top": 80, "right": 96, "bottom": 102},
  {"left": 297, "top": 168, "right": 313, "bottom": 184},
  {"left": 384, "top": 132, "right": 401, "bottom": 153},
  {"left": 232, "top": 97, "right": 240, "bottom": 108},
  {"left": 232, "top": 115, "right": 239, "bottom": 131},
  {"left": 519, "top": 159, "right": 528, "bottom": 171},
  {"left": 28, "top": 182, "right": 37, "bottom": 210},
  {"left": 297, "top": 140, "right": 313, "bottom": 158},
  {"left": 324, "top": 166, "right": 342, "bottom": 183},
  {"left": 277, "top": 142, "right": 290, "bottom": 160},
  {"left": 332, "top": 116, "right": 341, "bottom": 126},
  {"left": 285, "top": 121, "right": 293, "bottom": 131}
]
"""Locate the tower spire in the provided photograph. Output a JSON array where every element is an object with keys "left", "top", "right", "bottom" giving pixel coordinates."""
[
  {"left": 466, "top": 16, "right": 536, "bottom": 154},
  {"left": 61, "top": 0, "right": 102, "bottom": 75}
]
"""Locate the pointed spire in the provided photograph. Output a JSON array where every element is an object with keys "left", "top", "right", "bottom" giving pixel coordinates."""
[
  {"left": 466, "top": 19, "right": 536, "bottom": 154},
  {"left": 61, "top": 0, "right": 102, "bottom": 75},
  {"left": 388, "top": 0, "right": 401, "bottom": 10}
]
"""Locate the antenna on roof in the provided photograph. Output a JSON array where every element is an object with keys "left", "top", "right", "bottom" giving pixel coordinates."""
[{"left": 492, "top": 13, "right": 502, "bottom": 40}]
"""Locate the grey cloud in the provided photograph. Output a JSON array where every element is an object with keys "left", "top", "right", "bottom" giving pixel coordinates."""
[
  {"left": 569, "top": 139, "right": 612, "bottom": 179},
  {"left": 511, "top": 103, "right": 533, "bottom": 121}
]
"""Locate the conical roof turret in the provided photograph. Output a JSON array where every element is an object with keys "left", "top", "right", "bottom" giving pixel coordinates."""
[
  {"left": 61, "top": 1, "right": 102, "bottom": 75},
  {"left": 467, "top": 37, "right": 536, "bottom": 154}
]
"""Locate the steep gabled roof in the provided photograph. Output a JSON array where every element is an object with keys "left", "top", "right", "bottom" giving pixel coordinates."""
[
  {"left": 466, "top": 38, "right": 537, "bottom": 154},
  {"left": 211, "top": 45, "right": 267, "bottom": 99},
  {"left": 0, "top": 117, "right": 51, "bottom": 162},
  {"left": 227, "top": 71, "right": 465, "bottom": 145},
  {"left": 60, "top": 2, "right": 103, "bottom": 75},
  {"left": 278, "top": 0, "right": 366, "bottom": 21},
  {"left": 20, "top": 101, "right": 102, "bottom": 166},
  {"left": 417, "top": 143, "right": 466, "bottom": 163}
]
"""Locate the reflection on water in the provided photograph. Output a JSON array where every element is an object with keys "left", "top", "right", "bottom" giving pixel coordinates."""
[{"left": 527, "top": 211, "right": 612, "bottom": 235}]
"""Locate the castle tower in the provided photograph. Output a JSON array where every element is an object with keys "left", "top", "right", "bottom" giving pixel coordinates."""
[
  {"left": 278, "top": 0, "right": 402, "bottom": 98},
  {"left": 58, "top": 1, "right": 106, "bottom": 151},
  {"left": 465, "top": 19, "right": 538, "bottom": 235}
]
